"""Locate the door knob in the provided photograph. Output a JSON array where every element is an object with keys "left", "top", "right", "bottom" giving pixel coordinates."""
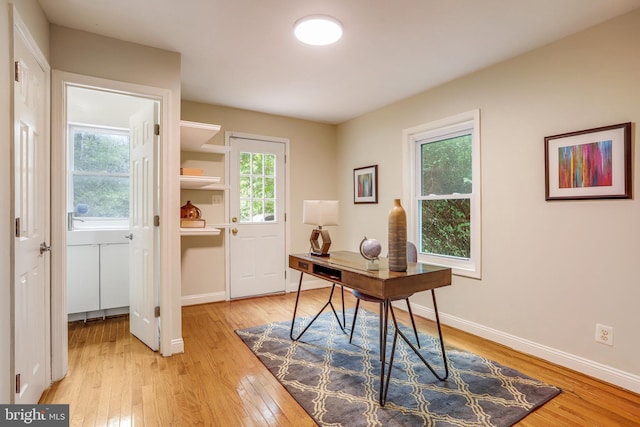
[
  {"left": 124, "top": 233, "right": 134, "bottom": 240},
  {"left": 232, "top": 217, "right": 238, "bottom": 223},
  {"left": 39, "top": 242, "right": 51, "bottom": 255},
  {"left": 231, "top": 227, "right": 238, "bottom": 235}
]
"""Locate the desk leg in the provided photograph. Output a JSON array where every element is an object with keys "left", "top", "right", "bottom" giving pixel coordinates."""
[
  {"left": 290, "top": 272, "right": 347, "bottom": 341},
  {"left": 340, "top": 285, "right": 346, "bottom": 328},
  {"left": 378, "top": 299, "right": 390, "bottom": 405},
  {"left": 289, "top": 272, "right": 305, "bottom": 340},
  {"left": 381, "top": 289, "right": 449, "bottom": 405}
]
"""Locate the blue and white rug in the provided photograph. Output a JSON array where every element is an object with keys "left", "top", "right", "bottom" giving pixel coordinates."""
[{"left": 236, "top": 309, "right": 561, "bottom": 426}]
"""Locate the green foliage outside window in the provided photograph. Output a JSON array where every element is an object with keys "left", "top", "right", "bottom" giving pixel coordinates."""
[
  {"left": 420, "top": 134, "right": 472, "bottom": 258},
  {"left": 71, "top": 128, "right": 130, "bottom": 218},
  {"left": 73, "top": 175, "right": 129, "bottom": 218},
  {"left": 421, "top": 199, "right": 470, "bottom": 258},
  {"left": 239, "top": 152, "right": 276, "bottom": 222}
]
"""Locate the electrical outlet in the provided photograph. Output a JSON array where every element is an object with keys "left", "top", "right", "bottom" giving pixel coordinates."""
[{"left": 595, "top": 324, "right": 613, "bottom": 346}]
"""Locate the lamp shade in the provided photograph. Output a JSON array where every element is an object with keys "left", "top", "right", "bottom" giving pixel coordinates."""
[{"left": 303, "top": 200, "right": 339, "bottom": 226}]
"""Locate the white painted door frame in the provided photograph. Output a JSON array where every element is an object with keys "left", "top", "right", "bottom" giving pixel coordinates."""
[{"left": 51, "top": 71, "right": 176, "bottom": 380}]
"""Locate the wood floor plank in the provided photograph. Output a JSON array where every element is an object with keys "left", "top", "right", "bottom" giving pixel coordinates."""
[{"left": 40, "top": 289, "right": 640, "bottom": 426}]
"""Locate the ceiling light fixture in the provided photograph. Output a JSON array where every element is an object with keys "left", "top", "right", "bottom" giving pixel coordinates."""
[{"left": 294, "top": 15, "right": 343, "bottom": 46}]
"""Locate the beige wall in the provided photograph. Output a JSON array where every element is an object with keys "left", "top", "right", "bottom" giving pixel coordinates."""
[
  {"left": 1, "top": 0, "right": 50, "bottom": 404},
  {"left": 337, "top": 9, "right": 640, "bottom": 386},
  {"left": 180, "top": 101, "right": 338, "bottom": 297},
  {"left": 50, "top": 25, "right": 179, "bottom": 92},
  {"left": 49, "top": 25, "right": 184, "bottom": 353}
]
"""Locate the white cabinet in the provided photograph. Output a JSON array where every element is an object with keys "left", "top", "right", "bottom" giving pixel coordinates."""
[
  {"left": 67, "top": 245, "right": 100, "bottom": 313},
  {"left": 100, "top": 243, "right": 130, "bottom": 308},
  {"left": 67, "top": 243, "right": 129, "bottom": 315}
]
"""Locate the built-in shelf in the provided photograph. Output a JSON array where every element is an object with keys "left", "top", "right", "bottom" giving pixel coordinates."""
[
  {"left": 180, "top": 119, "right": 228, "bottom": 306},
  {"left": 180, "top": 226, "right": 222, "bottom": 236},
  {"left": 180, "top": 120, "right": 229, "bottom": 153},
  {"left": 180, "top": 175, "right": 227, "bottom": 190}
]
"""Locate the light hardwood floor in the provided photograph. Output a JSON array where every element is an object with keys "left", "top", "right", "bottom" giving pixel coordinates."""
[{"left": 40, "top": 288, "right": 640, "bottom": 426}]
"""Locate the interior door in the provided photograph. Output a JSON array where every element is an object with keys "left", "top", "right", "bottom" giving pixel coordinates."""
[
  {"left": 128, "top": 103, "right": 159, "bottom": 350},
  {"left": 229, "top": 136, "right": 286, "bottom": 299},
  {"left": 13, "top": 21, "right": 50, "bottom": 403}
]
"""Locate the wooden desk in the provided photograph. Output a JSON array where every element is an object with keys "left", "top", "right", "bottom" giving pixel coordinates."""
[{"left": 288, "top": 251, "right": 452, "bottom": 405}]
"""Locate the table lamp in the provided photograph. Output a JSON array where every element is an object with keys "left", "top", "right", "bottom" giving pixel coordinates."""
[{"left": 303, "top": 200, "right": 339, "bottom": 257}]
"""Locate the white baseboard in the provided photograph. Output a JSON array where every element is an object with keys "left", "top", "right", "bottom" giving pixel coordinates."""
[
  {"left": 170, "top": 338, "right": 184, "bottom": 354},
  {"left": 181, "top": 291, "right": 226, "bottom": 306},
  {"left": 407, "top": 302, "right": 640, "bottom": 394}
]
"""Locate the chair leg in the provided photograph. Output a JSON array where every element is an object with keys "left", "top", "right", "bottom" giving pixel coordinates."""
[
  {"left": 349, "top": 298, "right": 361, "bottom": 344},
  {"left": 406, "top": 299, "right": 421, "bottom": 349}
]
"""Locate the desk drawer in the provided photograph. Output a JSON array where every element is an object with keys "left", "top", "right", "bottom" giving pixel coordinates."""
[
  {"left": 288, "top": 256, "right": 343, "bottom": 282},
  {"left": 290, "top": 256, "right": 312, "bottom": 273}
]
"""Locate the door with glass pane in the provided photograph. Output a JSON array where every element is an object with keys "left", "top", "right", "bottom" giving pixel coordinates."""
[{"left": 229, "top": 136, "right": 286, "bottom": 299}]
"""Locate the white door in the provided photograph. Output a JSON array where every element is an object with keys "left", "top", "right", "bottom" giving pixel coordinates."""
[
  {"left": 128, "top": 104, "right": 159, "bottom": 350},
  {"left": 13, "top": 22, "right": 50, "bottom": 403},
  {"left": 229, "top": 136, "right": 286, "bottom": 299}
]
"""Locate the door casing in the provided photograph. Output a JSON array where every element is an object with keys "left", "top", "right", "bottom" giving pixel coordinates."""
[{"left": 51, "top": 71, "right": 176, "bottom": 381}]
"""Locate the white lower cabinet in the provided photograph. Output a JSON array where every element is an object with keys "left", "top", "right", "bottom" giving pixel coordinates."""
[
  {"left": 100, "top": 244, "right": 130, "bottom": 309},
  {"left": 67, "top": 245, "right": 100, "bottom": 313},
  {"left": 67, "top": 243, "right": 129, "bottom": 315}
]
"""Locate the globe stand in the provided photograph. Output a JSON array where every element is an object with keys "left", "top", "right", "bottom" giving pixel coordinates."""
[{"left": 366, "top": 259, "right": 379, "bottom": 271}]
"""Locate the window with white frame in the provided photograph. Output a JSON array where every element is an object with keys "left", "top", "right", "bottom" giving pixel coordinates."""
[
  {"left": 404, "top": 110, "right": 481, "bottom": 278},
  {"left": 67, "top": 124, "right": 130, "bottom": 230}
]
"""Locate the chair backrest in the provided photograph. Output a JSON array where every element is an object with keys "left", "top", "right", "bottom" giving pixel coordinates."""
[{"left": 407, "top": 241, "right": 418, "bottom": 262}]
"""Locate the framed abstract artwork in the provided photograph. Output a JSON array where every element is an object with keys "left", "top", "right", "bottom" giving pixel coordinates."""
[
  {"left": 544, "top": 122, "right": 631, "bottom": 200},
  {"left": 353, "top": 165, "right": 378, "bottom": 204}
]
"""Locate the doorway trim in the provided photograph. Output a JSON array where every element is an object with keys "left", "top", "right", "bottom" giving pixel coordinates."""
[{"left": 51, "top": 71, "right": 175, "bottom": 380}]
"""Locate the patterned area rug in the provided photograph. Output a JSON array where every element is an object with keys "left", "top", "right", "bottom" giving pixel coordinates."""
[{"left": 236, "top": 309, "right": 561, "bottom": 426}]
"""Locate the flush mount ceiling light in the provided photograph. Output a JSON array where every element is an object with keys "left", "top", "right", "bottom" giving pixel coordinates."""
[{"left": 294, "top": 15, "right": 343, "bottom": 46}]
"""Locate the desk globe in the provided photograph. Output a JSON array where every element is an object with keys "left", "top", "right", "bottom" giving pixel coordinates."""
[{"left": 359, "top": 236, "right": 382, "bottom": 270}]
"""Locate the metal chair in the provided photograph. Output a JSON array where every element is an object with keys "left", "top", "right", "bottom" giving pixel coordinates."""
[{"left": 349, "top": 242, "right": 421, "bottom": 348}]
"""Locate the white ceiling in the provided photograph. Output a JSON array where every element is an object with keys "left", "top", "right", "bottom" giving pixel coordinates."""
[{"left": 38, "top": 0, "right": 640, "bottom": 124}]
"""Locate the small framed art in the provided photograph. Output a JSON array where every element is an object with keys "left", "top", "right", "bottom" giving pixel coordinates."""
[
  {"left": 544, "top": 122, "right": 631, "bottom": 200},
  {"left": 353, "top": 165, "right": 378, "bottom": 204}
]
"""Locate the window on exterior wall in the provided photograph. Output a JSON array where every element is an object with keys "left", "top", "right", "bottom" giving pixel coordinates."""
[
  {"left": 404, "top": 110, "right": 481, "bottom": 278},
  {"left": 68, "top": 124, "right": 130, "bottom": 230}
]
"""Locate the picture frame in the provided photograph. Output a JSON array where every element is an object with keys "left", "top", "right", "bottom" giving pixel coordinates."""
[
  {"left": 353, "top": 165, "right": 378, "bottom": 204},
  {"left": 544, "top": 122, "right": 632, "bottom": 200}
]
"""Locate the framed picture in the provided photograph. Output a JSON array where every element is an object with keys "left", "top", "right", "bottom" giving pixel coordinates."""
[
  {"left": 353, "top": 165, "right": 378, "bottom": 204},
  {"left": 544, "top": 122, "right": 632, "bottom": 200}
]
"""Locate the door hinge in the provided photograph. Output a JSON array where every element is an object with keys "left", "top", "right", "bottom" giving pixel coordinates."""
[
  {"left": 15, "top": 218, "right": 21, "bottom": 237},
  {"left": 154, "top": 215, "right": 160, "bottom": 227},
  {"left": 154, "top": 124, "right": 160, "bottom": 136},
  {"left": 15, "top": 373, "right": 20, "bottom": 393},
  {"left": 154, "top": 306, "right": 160, "bottom": 317},
  {"left": 14, "top": 61, "right": 20, "bottom": 82}
]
